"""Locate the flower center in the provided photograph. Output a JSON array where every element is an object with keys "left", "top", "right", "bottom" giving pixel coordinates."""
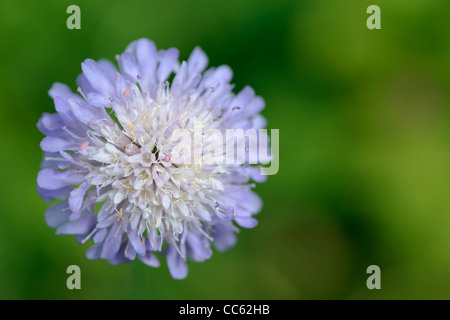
[{"left": 82, "top": 82, "right": 225, "bottom": 241}]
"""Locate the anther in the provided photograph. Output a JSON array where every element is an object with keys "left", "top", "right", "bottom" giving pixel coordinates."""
[
  {"left": 152, "top": 216, "right": 157, "bottom": 231},
  {"left": 79, "top": 141, "right": 90, "bottom": 151},
  {"left": 117, "top": 208, "right": 123, "bottom": 221}
]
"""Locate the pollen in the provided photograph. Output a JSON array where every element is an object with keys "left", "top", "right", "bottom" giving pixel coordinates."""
[
  {"left": 79, "top": 141, "right": 89, "bottom": 151},
  {"left": 117, "top": 208, "right": 123, "bottom": 221},
  {"left": 152, "top": 216, "right": 157, "bottom": 231}
]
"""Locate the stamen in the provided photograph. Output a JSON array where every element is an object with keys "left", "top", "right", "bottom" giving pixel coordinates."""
[
  {"left": 77, "top": 87, "right": 87, "bottom": 99},
  {"left": 117, "top": 208, "right": 123, "bottom": 221},
  {"left": 173, "top": 241, "right": 186, "bottom": 259},
  {"left": 44, "top": 157, "right": 68, "bottom": 162},
  {"left": 79, "top": 141, "right": 90, "bottom": 151},
  {"left": 62, "top": 126, "right": 82, "bottom": 139},
  {"left": 114, "top": 220, "right": 124, "bottom": 237},
  {"left": 196, "top": 224, "right": 214, "bottom": 242},
  {"left": 124, "top": 243, "right": 131, "bottom": 259},
  {"left": 81, "top": 228, "right": 98, "bottom": 244},
  {"left": 152, "top": 215, "right": 157, "bottom": 231}
]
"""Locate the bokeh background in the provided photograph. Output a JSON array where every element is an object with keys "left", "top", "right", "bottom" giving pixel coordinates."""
[{"left": 0, "top": 0, "right": 450, "bottom": 299}]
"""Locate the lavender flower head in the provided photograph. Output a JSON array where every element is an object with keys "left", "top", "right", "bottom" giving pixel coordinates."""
[{"left": 36, "top": 38, "right": 269, "bottom": 279}]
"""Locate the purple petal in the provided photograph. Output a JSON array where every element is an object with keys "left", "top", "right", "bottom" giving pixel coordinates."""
[
  {"left": 108, "top": 241, "right": 128, "bottom": 265},
  {"left": 127, "top": 225, "right": 146, "bottom": 256},
  {"left": 36, "top": 184, "right": 73, "bottom": 202},
  {"left": 100, "top": 223, "right": 123, "bottom": 260},
  {"left": 201, "top": 65, "right": 233, "bottom": 90},
  {"left": 81, "top": 59, "right": 115, "bottom": 97},
  {"left": 186, "top": 232, "right": 212, "bottom": 262},
  {"left": 124, "top": 242, "right": 137, "bottom": 260},
  {"left": 98, "top": 59, "right": 117, "bottom": 79},
  {"left": 235, "top": 217, "right": 258, "bottom": 229},
  {"left": 187, "top": 46, "right": 208, "bottom": 76},
  {"left": 139, "top": 251, "right": 160, "bottom": 267},
  {"left": 49, "top": 82, "right": 73, "bottom": 100},
  {"left": 171, "top": 61, "right": 188, "bottom": 92},
  {"left": 44, "top": 201, "right": 71, "bottom": 228},
  {"left": 68, "top": 97, "right": 111, "bottom": 129},
  {"left": 86, "top": 92, "right": 111, "bottom": 108},
  {"left": 40, "top": 136, "right": 77, "bottom": 152},
  {"left": 134, "top": 38, "right": 157, "bottom": 88},
  {"left": 166, "top": 243, "right": 188, "bottom": 279},
  {"left": 146, "top": 234, "right": 162, "bottom": 252},
  {"left": 247, "top": 166, "right": 268, "bottom": 183},
  {"left": 86, "top": 243, "right": 103, "bottom": 260},
  {"left": 37, "top": 113, "right": 64, "bottom": 135},
  {"left": 252, "top": 114, "right": 267, "bottom": 130},
  {"left": 68, "top": 183, "right": 91, "bottom": 215},
  {"left": 238, "top": 190, "right": 262, "bottom": 213},
  {"left": 120, "top": 52, "right": 140, "bottom": 80},
  {"left": 37, "top": 168, "right": 85, "bottom": 190},
  {"left": 97, "top": 203, "right": 112, "bottom": 222},
  {"left": 53, "top": 97, "right": 85, "bottom": 133},
  {"left": 213, "top": 224, "right": 238, "bottom": 252},
  {"left": 93, "top": 228, "right": 107, "bottom": 243},
  {"left": 96, "top": 214, "right": 117, "bottom": 229},
  {"left": 157, "top": 48, "right": 179, "bottom": 82},
  {"left": 56, "top": 213, "right": 96, "bottom": 235},
  {"left": 40, "top": 152, "right": 69, "bottom": 169},
  {"left": 230, "top": 86, "right": 255, "bottom": 110},
  {"left": 76, "top": 73, "right": 95, "bottom": 95},
  {"left": 245, "top": 96, "right": 265, "bottom": 116}
]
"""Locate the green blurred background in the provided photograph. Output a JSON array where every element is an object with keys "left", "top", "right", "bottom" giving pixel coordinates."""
[{"left": 0, "top": 0, "right": 450, "bottom": 299}]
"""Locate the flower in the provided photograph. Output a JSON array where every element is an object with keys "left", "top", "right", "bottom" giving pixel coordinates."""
[{"left": 36, "top": 38, "right": 269, "bottom": 279}]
